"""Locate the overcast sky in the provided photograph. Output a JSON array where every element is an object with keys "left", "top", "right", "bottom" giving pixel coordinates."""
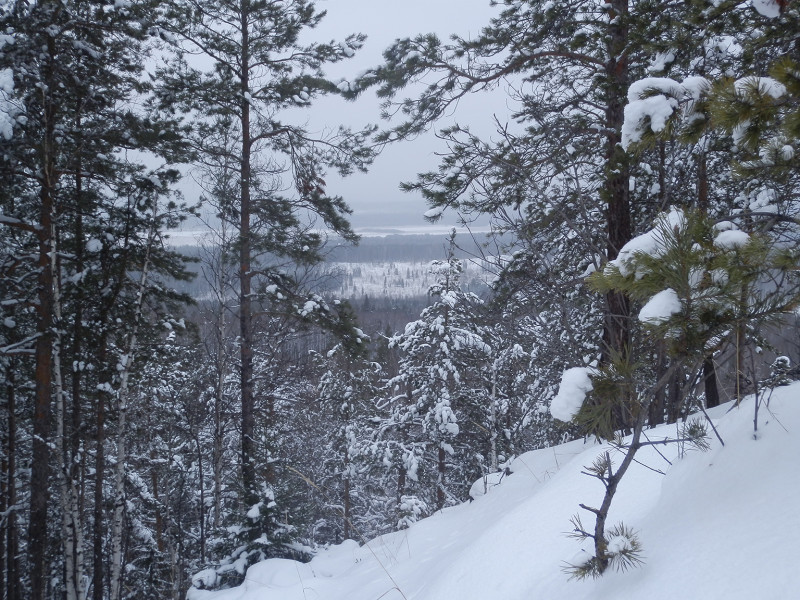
[
  {"left": 311, "top": 0, "right": 503, "bottom": 234},
  {"left": 174, "top": 0, "right": 506, "bottom": 240}
]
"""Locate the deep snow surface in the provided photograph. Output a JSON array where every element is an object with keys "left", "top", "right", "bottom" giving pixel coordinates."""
[{"left": 189, "top": 383, "right": 799, "bottom": 600}]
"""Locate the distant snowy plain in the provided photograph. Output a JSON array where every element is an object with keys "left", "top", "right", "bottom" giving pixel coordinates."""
[{"left": 188, "top": 383, "right": 799, "bottom": 600}]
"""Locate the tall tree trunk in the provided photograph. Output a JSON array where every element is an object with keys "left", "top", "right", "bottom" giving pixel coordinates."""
[
  {"left": 109, "top": 218, "right": 156, "bottom": 600},
  {"left": 436, "top": 446, "right": 446, "bottom": 511},
  {"left": 667, "top": 366, "right": 683, "bottom": 424},
  {"left": 54, "top": 236, "right": 86, "bottom": 600},
  {"left": 213, "top": 342, "right": 224, "bottom": 530},
  {"left": 488, "top": 362, "right": 499, "bottom": 473},
  {"left": 0, "top": 423, "right": 5, "bottom": 600},
  {"left": 342, "top": 445, "right": 351, "bottom": 541},
  {"left": 211, "top": 224, "right": 229, "bottom": 532},
  {"left": 696, "top": 150, "right": 720, "bottom": 409},
  {"left": 238, "top": 1, "right": 257, "bottom": 508},
  {"left": 93, "top": 378, "right": 106, "bottom": 600},
  {"left": 31, "top": 74, "right": 57, "bottom": 600},
  {"left": 601, "top": 0, "right": 632, "bottom": 369},
  {"left": 396, "top": 465, "right": 406, "bottom": 524},
  {"left": 649, "top": 343, "right": 667, "bottom": 426},
  {"left": 703, "top": 356, "right": 720, "bottom": 409},
  {"left": 196, "top": 435, "right": 206, "bottom": 562},
  {"left": 595, "top": 0, "right": 632, "bottom": 433},
  {"left": 151, "top": 461, "right": 164, "bottom": 553},
  {"left": 5, "top": 367, "right": 18, "bottom": 600}
]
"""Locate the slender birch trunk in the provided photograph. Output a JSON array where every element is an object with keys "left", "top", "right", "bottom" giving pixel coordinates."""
[
  {"left": 489, "top": 361, "right": 499, "bottom": 474},
  {"left": 53, "top": 228, "right": 87, "bottom": 600},
  {"left": 109, "top": 215, "right": 157, "bottom": 600},
  {"left": 4, "top": 366, "right": 17, "bottom": 600},
  {"left": 212, "top": 235, "right": 227, "bottom": 531}
]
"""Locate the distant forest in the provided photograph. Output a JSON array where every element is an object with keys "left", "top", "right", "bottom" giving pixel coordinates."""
[{"left": 170, "top": 232, "right": 498, "bottom": 299}]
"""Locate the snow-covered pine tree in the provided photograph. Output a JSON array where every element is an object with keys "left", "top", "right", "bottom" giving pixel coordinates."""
[
  {"left": 624, "top": 0, "right": 800, "bottom": 410},
  {"left": 557, "top": 202, "right": 800, "bottom": 578},
  {"left": 388, "top": 235, "right": 491, "bottom": 512},
  {"left": 621, "top": 11, "right": 736, "bottom": 414},
  {"left": 351, "top": 0, "right": 706, "bottom": 432}
]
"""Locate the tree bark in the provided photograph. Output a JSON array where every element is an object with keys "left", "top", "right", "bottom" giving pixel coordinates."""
[
  {"left": 54, "top": 233, "right": 86, "bottom": 600},
  {"left": 601, "top": 0, "right": 632, "bottom": 373},
  {"left": 696, "top": 150, "right": 721, "bottom": 409},
  {"left": 703, "top": 356, "right": 720, "bottom": 409},
  {"left": 343, "top": 453, "right": 351, "bottom": 541},
  {"left": 93, "top": 374, "right": 106, "bottom": 600},
  {"left": 238, "top": 0, "right": 258, "bottom": 509},
  {"left": 30, "top": 75, "right": 57, "bottom": 600},
  {"left": 649, "top": 343, "right": 667, "bottom": 426},
  {"left": 436, "top": 446, "right": 446, "bottom": 511},
  {"left": 109, "top": 216, "right": 156, "bottom": 600}
]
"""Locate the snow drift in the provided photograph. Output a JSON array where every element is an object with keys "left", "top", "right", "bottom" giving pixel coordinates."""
[{"left": 189, "top": 383, "right": 799, "bottom": 600}]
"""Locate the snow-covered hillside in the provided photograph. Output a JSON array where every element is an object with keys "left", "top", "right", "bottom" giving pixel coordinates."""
[{"left": 188, "top": 384, "right": 799, "bottom": 600}]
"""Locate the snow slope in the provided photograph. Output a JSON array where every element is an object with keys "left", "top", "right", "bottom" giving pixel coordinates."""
[{"left": 189, "top": 384, "right": 799, "bottom": 600}]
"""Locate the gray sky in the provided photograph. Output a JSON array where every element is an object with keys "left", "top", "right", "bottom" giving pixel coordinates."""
[
  {"left": 171, "top": 0, "right": 505, "bottom": 242},
  {"left": 311, "top": 0, "right": 502, "bottom": 234}
]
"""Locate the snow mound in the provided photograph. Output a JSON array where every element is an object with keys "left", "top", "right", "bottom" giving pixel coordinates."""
[{"left": 189, "top": 383, "right": 800, "bottom": 600}]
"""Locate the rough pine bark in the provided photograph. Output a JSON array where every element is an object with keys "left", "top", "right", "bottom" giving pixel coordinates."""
[
  {"left": 696, "top": 153, "right": 721, "bottom": 409},
  {"left": 238, "top": 0, "right": 258, "bottom": 509},
  {"left": 436, "top": 446, "right": 446, "bottom": 511},
  {"left": 30, "top": 51, "right": 57, "bottom": 600},
  {"left": 343, "top": 463, "right": 351, "bottom": 540},
  {"left": 601, "top": 0, "right": 632, "bottom": 368}
]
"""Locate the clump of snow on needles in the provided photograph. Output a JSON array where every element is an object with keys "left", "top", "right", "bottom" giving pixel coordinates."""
[
  {"left": 608, "top": 207, "right": 686, "bottom": 277},
  {"left": 550, "top": 367, "right": 594, "bottom": 422},
  {"left": 752, "top": 0, "right": 781, "bottom": 18},
  {"left": 622, "top": 77, "right": 709, "bottom": 149},
  {"left": 714, "top": 229, "right": 751, "bottom": 250},
  {"left": 734, "top": 76, "right": 786, "bottom": 99},
  {"left": 639, "top": 288, "right": 681, "bottom": 325}
]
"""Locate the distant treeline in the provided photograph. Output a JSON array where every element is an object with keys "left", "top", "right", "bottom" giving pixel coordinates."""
[
  {"left": 169, "top": 233, "right": 504, "bottom": 299},
  {"left": 323, "top": 233, "right": 503, "bottom": 263}
]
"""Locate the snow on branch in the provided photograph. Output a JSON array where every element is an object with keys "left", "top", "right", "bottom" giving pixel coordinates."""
[
  {"left": 550, "top": 367, "right": 594, "bottom": 423},
  {"left": 752, "top": 0, "right": 782, "bottom": 18},
  {"left": 622, "top": 77, "right": 709, "bottom": 150},
  {"left": 638, "top": 288, "right": 681, "bottom": 325},
  {"left": 607, "top": 207, "right": 687, "bottom": 278}
]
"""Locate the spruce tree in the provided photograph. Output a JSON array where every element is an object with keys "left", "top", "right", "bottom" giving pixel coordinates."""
[{"left": 388, "top": 238, "right": 490, "bottom": 511}]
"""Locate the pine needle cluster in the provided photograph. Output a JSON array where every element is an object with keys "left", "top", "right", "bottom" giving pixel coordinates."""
[{"left": 563, "top": 520, "right": 645, "bottom": 580}]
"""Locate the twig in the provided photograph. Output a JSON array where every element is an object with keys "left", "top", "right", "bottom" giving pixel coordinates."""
[
  {"left": 696, "top": 403, "right": 724, "bottom": 447},
  {"left": 641, "top": 430, "right": 673, "bottom": 466}
]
